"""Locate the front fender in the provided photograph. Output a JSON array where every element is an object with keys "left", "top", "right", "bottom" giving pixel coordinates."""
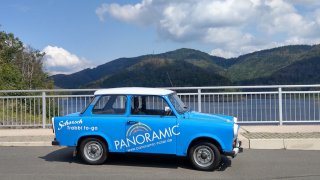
[{"left": 177, "top": 133, "right": 227, "bottom": 156}]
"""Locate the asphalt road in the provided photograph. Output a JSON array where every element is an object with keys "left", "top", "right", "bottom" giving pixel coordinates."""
[{"left": 0, "top": 147, "right": 320, "bottom": 180}]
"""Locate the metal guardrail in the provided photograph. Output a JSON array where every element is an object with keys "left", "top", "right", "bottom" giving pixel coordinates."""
[{"left": 1, "top": 85, "right": 320, "bottom": 128}]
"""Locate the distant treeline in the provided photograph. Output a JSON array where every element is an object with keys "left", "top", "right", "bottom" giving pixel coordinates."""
[{"left": 51, "top": 45, "right": 320, "bottom": 89}]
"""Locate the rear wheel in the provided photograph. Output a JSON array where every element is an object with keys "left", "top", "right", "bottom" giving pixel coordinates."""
[
  {"left": 189, "top": 142, "right": 221, "bottom": 171},
  {"left": 79, "top": 138, "right": 107, "bottom": 165}
]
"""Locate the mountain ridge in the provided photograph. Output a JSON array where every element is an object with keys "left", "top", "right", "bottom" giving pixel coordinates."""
[{"left": 51, "top": 45, "right": 320, "bottom": 88}]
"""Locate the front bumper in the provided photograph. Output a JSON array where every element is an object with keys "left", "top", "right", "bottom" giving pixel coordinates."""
[{"left": 224, "top": 139, "right": 243, "bottom": 158}]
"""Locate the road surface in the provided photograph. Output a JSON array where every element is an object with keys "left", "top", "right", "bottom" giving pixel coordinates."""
[{"left": 0, "top": 147, "right": 319, "bottom": 180}]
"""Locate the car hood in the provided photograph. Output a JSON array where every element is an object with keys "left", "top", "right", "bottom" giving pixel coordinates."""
[{"left": 184, "top": 111, "right": 234, "bottom": 124}]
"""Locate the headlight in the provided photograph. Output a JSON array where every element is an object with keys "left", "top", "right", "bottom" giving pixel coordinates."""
[
  {"left": 233, "top": 117, "right": 238, "bottom": 123},
  {"left": 52, "top": 117, "right": 55, "bottom": 133},
  {"left": 233, "top": 123, "right": 239, "bottom": 138}
]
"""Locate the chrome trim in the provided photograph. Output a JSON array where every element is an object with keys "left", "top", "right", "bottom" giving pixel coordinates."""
[{"left": 233, "top": 123, "right": 239, "bottom": 138}]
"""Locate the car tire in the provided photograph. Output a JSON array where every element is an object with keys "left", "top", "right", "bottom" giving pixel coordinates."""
[
  {"left": 189, "top": 142, "right": 221, "bottom": 171},
  {"left": 79, "top": 137, "right": 108, "bottom": 165}
]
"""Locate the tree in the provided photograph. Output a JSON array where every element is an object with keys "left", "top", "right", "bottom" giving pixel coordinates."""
[
  {"left": 0, "top": 63, "right": 23, "bottom": 89},
  {"left": 0, "top": 31, "right": 23, "bottom": 63},
  {"left": 0, "top": 30, "right": 53, "bottom": 90}
]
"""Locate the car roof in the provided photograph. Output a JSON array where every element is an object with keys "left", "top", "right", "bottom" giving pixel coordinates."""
[{"left": 94, "top": 87, "right": 174, "bottom": 96}]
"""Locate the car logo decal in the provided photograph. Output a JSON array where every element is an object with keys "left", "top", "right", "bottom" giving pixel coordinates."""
[{"left": 126, "top": 122, "right": 152, "bottom": 137}]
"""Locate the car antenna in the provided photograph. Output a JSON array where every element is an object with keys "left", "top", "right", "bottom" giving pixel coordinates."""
[{"left": 166, "top": 72, "right": 174, "bottom": 87}]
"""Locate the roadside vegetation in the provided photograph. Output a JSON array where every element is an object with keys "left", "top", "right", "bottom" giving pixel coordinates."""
[
  {"left": 0, "top": 30, "right": 53, "bottom": 90},
  {"left": 0, "top": 30, "right": 55, "bottom": 126}
]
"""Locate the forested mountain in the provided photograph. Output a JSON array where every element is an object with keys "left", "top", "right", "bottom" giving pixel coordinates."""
[
  {"left": 227, "top": 45, "right": 319, "bottom": 82},
  {"left": 2, "top": 30, "right": 319, "bottom": 90},
  {"left": 51, "top": 45, "right": 320, "bottom": 88},
  {"left": 52, "top": 48, "right": 232, "bottom": 88},
  {"left": 52, "top": 57, "right": 143, "bottom": 88},
  {"left": 85, "top": 58, "right": 231, "bottom": 88}
]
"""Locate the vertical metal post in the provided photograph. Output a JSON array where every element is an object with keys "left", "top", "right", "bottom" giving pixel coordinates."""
[
  {"left": 42, "top": 91, "right": 46, "bottom": 128},
  {"left": 278, "top": 88, "right": 283, "bottom": 125},
  {"left": 198, "top": 89, "right": 201, "bottom": 112},
  {"left": 120, "top": 96, "right": 124, "bottom": 109}
]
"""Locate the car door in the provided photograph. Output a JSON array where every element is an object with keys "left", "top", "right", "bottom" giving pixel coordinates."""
[
  {"left": 124, "top": 95, "right": 179, "bottom": 154},
  {"left": 89, "top": 95, "right": 128, "bottom": 153}
]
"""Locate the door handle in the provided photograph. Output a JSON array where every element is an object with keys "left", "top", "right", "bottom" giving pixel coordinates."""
[{"left": 127, "top": 121, "right": 138, "bottom": 125}]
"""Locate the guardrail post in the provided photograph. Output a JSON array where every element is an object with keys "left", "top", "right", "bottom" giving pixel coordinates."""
[
  {"left": 42, "top": 91, "right": 46, "bottom": 128},
  {"left": 198, "top": 89, "right": 201, "bottom": 112},
  {"left": 278, "top": 87, "right": 283, "bottom": 125}
]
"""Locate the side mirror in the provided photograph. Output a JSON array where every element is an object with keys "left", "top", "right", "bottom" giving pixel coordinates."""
[
  {"left": 165, "top": 106, "right": 171, "bottom": 112},
  {"left": 164, "top": 106, "right": 172, "bottom": 116}
]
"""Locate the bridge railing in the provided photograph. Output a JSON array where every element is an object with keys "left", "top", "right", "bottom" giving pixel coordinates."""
[{"left": 1, "top": 85, "right": 320, "bottom": 128}]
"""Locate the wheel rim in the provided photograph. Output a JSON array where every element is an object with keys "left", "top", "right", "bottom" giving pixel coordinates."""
[
  {"left": 193, "top": 145, "right": 214, "bottom": 168},
  {"left": 83, "top": 141, "right": 103, "bottom": 162}
]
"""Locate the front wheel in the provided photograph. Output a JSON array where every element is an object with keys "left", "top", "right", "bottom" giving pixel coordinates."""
[
  {"left": 79, "top": 138, "right": 107, "bottom": 165},
  {"left": 189, "top": 142, "right": 221, "bottom": 171}
]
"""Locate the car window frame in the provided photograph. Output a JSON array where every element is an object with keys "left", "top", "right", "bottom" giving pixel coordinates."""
[
  {"left": 128, "top": 95, "right": 176, "bottom": 117},
  {"left": 91, "top": 94, "right": 128, "bottom": 115},
  {"left": 80, "top": 96, "right": 96, "bottom": 115}
]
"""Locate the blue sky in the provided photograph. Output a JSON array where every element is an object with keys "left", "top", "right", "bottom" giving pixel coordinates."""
[{"left": 1, "top": 0, "right": 320, "bottom": 74}]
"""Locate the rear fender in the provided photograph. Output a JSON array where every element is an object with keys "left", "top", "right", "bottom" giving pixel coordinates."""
[{"left": 75, "top": 132, "right": 114, "bottom": 151}]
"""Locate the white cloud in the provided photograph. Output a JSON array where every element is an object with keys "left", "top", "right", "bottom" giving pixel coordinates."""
[
  {"left": 96, "top": 0, "right": 157, "bottom": 25},
  {"left": 204, "top": 28, "right": 253, "bottom": 44},
  {"left": 96, "top": 0, "right": 258, "bottom": 41},
  {"left": 257, "top": 0, "right": 314, "bottom": 36},
  {"left": 289, "top": 0, "right": 320, "bottom": 7},
  {"left": 210, "top": 48, "right": 237, "bottom": 58},
  {"left": 42, "top": 46, "right": 94, "bottom": 75},
  {"left": 96, "top": 0, "right": 320, "bottom": 58}
]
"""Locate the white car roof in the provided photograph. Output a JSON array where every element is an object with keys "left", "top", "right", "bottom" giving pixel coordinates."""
[{"left": 94, "top": 87, "right": 174, "bottom": 96}]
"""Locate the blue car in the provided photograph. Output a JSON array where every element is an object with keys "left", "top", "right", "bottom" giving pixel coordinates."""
[{"left": 52, "top": 87, "right": 242, "bottom": 171}]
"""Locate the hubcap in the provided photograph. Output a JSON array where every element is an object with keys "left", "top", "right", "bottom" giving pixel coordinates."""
[
  {"left": 193, "top": 145, "right": 214, "bottom": 168},
  {"left": 84, "top": 141, "right": 103, "bottom": 161}
]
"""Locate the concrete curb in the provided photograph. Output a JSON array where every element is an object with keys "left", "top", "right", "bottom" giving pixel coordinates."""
[
  {"left": 238, "top": 125, "right": 320, "bottom": 150},
  {"left": 0, "top": 141, "right": 52, "bottom": 147},
  {"left": 250, "top": 139, "right": 284, "bottom": 149},
  {"left": 238, "top": 133, "right": 249, "bottom": 149},
  {"left": 284, "top": 139, "right": 320, "bottom": 150},
  {"left": 0, "top": 129, "right": 53, "bottom": 137},
  {"left": 241, "top": 138, "right": 320, "bottom": 150}
]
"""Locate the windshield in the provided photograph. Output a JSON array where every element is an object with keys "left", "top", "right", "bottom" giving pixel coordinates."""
[
  {"left": 168, "top": 93, "right": 188, "bottom": 114},
  {"left": 80, "top": 96, "right": 97, "bottom": 114}
]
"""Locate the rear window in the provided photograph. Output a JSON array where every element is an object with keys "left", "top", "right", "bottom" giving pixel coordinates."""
[{"left": 92, "top": 95, "right": 127, "bottom": 115}]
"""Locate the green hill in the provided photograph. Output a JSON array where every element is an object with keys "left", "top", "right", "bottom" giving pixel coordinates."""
[
  {"left": 241, "top": 56, "right": 320, "bottom": 85},
  {"left": 227, "top": 45, "right": 317, "bottom": 82},
  {"left": 86, "top": 57, "right": 231, "bottom": 88},
  {"left": 51, "top": 45, "right": 320, "bottom": 88},
  {"left": 52, "top": 57, "right": 143, "bottom": 88},
  {"left": 52, "top": 48, "right": 231, "bottom": 88}
]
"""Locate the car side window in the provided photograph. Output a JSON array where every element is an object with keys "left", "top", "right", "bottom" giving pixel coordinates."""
[
  {"left": 93, "top": 95, "right": 127, "bottom": 115},
  {"left": 131, "top": 95, "right": 173, "bottom": 116}
]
